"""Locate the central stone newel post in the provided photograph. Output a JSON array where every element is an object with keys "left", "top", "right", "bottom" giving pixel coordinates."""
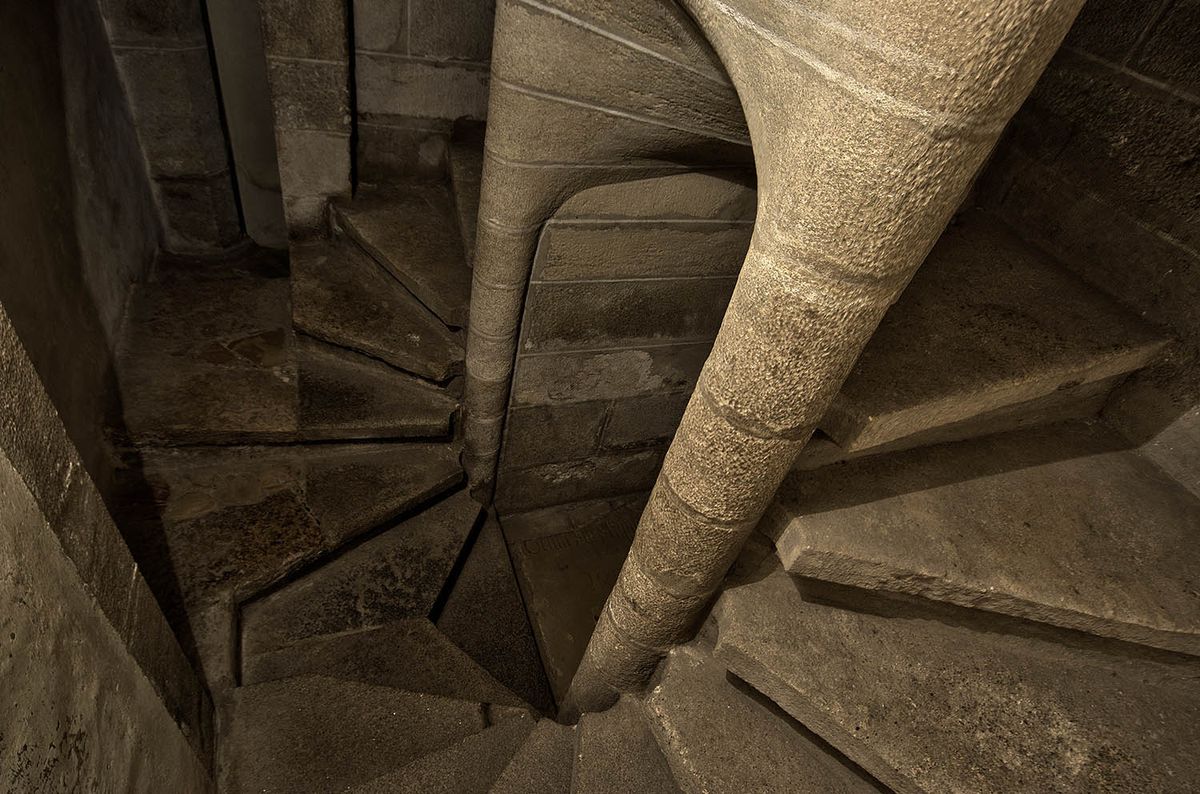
[{"left": 562, "top": 0, "right": 1086, "bottom": 719}]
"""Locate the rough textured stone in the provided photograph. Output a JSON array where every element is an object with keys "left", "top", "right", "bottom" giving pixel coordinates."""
[
  {"left": 260, "top": 0, "right": 346, "bottom": 60},
  {"left": 1129, "top": 0, "right": 1200, "bottom": 110},
  {"left": 715, "top": 570, "right": 1200, "bottom": 794},
  {"left": 357, "top": 54, "right": 489, "bottom": 122},
  {"left": 769, "top": 421, "right": 1200, "bottom": 655},
  {"left": 155, "top": 171, "right": 243, "bottom": 252},
  {"left": 602, "top": 392, "right": 690, "bottom": 448},
  {"left": 291, "top": 240, "right": 464, "bottom": 381},
  {"left": 240, "top": 490, "right": 480, "bottom": 655},
  {"left": 436, "top": 514, "right": 556, "bottom": 714},
  {"left": 297, "top": 338, "right": 457, "bottom": 441},
  {"left": 1061, "top": 0, "right": 1169, "bottom": 61},
  {"left": 496, "top": 447, "right": 665, "bottom": 513},
  {"left": 646, "top": 645, "right": 876, "bottom": 794},
  {"left": 535, "top": 220, "right": 752, "bottom": 281},
  {"left": 408, "top": 0, "right": 495, "bottom": 62},
  {"left": 502, "top": 496, "right": 645, "bottom": 700},
  {"left": 336, "top": 184, "right": 473, "bottom": 327},
  {"left": 242, "top": 618, "right": 526, "bottom": 707},
  {"left": 274, "top": 128, "right": 352, "bottom": 222},
  {"left": 489, "top": 718, "right": 576, "bottom": 794},
  {"left": 358, "top": 117, "right": 450, "bottom": 180},
  {"left": 352, "top": 0, "right": 406, "bottom": 53},
  {"left": 222, "top": 675, "right": 485, "bottom": 793},
  {"left": 521, "top": 277, "right": 736, "bottom": 352},
  {"left": 265, "top": 57, "right": 350, "bottom": 132},
  {"left": 448, "top": 124, "right": 485, "bottom": 264},
  {"left": 574, "top": 696, "right": 680, "bottom": 793},
  {"left": 821, "top": 210, "right": 1168, "bottom": 452},
  {"left": 350, "top": 712, "right": 536, "bottom": 794},
  {"left": 100, "top": 0, "right": 207, "bottom": 45},
  {"left": 500, "top": 401, "right": 608, "bottom": 469},
  {"left": 512, "top": 344, "right": 711, "bottom": 406}
]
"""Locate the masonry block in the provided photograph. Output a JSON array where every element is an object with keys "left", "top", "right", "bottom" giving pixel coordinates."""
[
  {"left": 357, "top": 54, "right": 489, "bottom": 121},
  {"left": 1061, "top": 0, "right": 1167, "bottom": 62},
  {"left": 534, "top": 221, "right": 752, "bottom": 281},
  {"left": 352, "top": 0, "right": 406, "bottom": 53},
  {"left": 409, "top": 0, "right": 495, "bottom": 62},
  {"left": 156, "top": 172, "right": 242, "bottom": 251},
  {"left": 260, "top": 0, "right": 347, "bottom": 60},
  {"left": 1130, "top": 0, "right": 1200, "bottom": 98},
  {"left": 511, "top": 343, "right": 710, "bottom": 407},
  {"left": 500, "top": 401, "right": 608, "bottom": 469},
  {"left": 100, "top": 0, "right": 206, "bottom": 46},
  {"left": 496, "top": 447, "right": 665, "bottom": 512},
  {"left": 267, "top": 58, "right": 350, "bottom": 132},
  {"left": 602, "top": 392, "right": 690, "bottom": 449},
  {"left": 357, "top": 118, "right": 449, "bottom": 180},
  {"left": 275, "top": 129, "right": 351, "bottom": 200}
]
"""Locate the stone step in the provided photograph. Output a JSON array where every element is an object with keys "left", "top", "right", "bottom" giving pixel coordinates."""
[
  {"left": 449, "top": 123, "right": 485, "bottom": 267},
  {"left": 240, "top": 490, "right": 481, "bottom": 658},
  {"left": 820, "top": 210, "right": 1168, "bottom": 454},
  {"left": 768, "top": 421, "right": 1200, "bottom": 656},
  {"left": 713, "top": 571, "right": 1200, "bottom": 794},
  {"left": 297, "top": 336, "right": 458, "bottom": 441},
  {"left": 221, "top": 675, "right": 488, "bottom": 793},
  {"left": 645, "top": 645, "right": 879, "bottom": 794},
  {"left": 335, "top": 182, "right": 472, "bottom": 328},
  {"left": 351, "top": 712, "right": 537, "bottom": 794},
  {"left": 490, "top": 718, "right": 577, "bottom": 794},
  {"left": 242, "top": 618, "right": 528, "bottom": 709},
  {"left": 291, "top": 239, "right": 464, "bottom": 381},
  {"left": 573, "top": 696, "right": 680, "bottom": 793}
]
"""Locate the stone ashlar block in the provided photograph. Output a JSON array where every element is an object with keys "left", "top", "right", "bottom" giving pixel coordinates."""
[
  {"left": 100, "top": 0, "right": 206, "bottom": 46},
  {"left": 409, "top": 0, "right": 495, "bottom": 62},
  {"left": 356, "top": 54, "right": 489, "bottom": 121},
  {"left": 1061, "top": 0, "right": 1166, "bottom": 62},
  {"left": 260, "top": 0, "right": 347, "bottom": 60},
  {"left": 511, "top": 343, "right": 711, "bottom": 407},
  {"left": 601, "top": 392, "right": 690, "bottom": 449},
  {"left": 267, "top": 58, "right": 350, "bottom": 132},
  {"left": 352, "top": 0, "right": 406, "bottom": 53},
  {"left": 495, "top": 447, "right": 665, "bottom": 513},
  {"left": 155, "top": 172, "right": 243, "bottom": 252},
  {"left": 500, "top": 401, "right": 608, "bottom": 470},
  {"left": 275, "top": 129, "right": 351, "bottom": 200},
  {"left": 520, "top": 277, "right": 736, "bottom": 353},
  {"left": 357, "top": 119, "right": 449, "bottom": 181},
  {"left": 534, "top": 221, "right": 752, "bottom": 282},
  {"left": 1130, "top": 0, "right": 1200, "bottom": 99},
  {"left": 554, "top": 170, "right": 757, "bottom": 222}
]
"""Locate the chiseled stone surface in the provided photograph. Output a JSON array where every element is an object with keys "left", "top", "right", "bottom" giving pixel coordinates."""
[
  {"left": 240, "top": 490, "right": 480, "bottom": 656},
  {"left": 291, "top": 239, "right": 464, "bottom": 381},
  {"left": 336, "top": 183, "right": 472, "bottom": 327},
  {"left": 489, "top": 717, "right": 577, "bottom": 794},
  {"left": 241, "top": 618, "right": 527, "bottom": 708},
  {"left": 222, "top": 675, "right": 485, "bottom": 793},
  {"left": 714, "top": 571, "right": 1200, "bottom": 794},
  {"left": 573, "top": 696, "right": 680, "bottom": 793},
  {"left": 821, "top": 210, "right": 1168, "bottom": 451},
  {"left": 646, "top": 645, "right": 877, "bottom": 794},
  {"left": 350, "top": 712, "right": 536, "bottom": 794},
  {"left": 770, "top": 421, "right": 1200, "bottom": 655},
  {"left": 448, "top": 125, "right": 485, "bottom": 264}
]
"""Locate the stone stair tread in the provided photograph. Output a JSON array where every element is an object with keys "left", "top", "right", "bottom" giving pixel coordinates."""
[
  {"left": 646, "top": 645, "right": 877, "bottom": 794},
  {"left": 770, "top": 420, "right": 1200, "bottom": 655},
  {"left": 490, "top": 718, "right": 577, "bottom": 794},
  {"left": 335, "top": 182, "right": 472, "bottom": 328},
  {"left": 222, "top": 674, "right": 488, "bottom": 794},
  {"left": 449, "top": 124, "right": 485, "bottom": 267},
  {"left": 821, "top": 210, "right": 1168, "bottom": 452},
  {"left": 351, "top": 712, "right": 538, "bottom": 794},
  {"left": 573, "top": 696, "right": 680, "bottom": 793},
  {"left": 297, "top": 336, "right": 457, "bottom": 441},
  {"left": 292, "top": 239, "right": 464, "bottom": 381},
  {"left": 240, "top": 490, "right": 481, "bottom": 657},
  {"left": 242, "top": 617, "right": 529, "bottom": 708},
  {"left": 713, "top": 571, "right": 1200, "bottom": 794},
  {"left": 303, "top": 442, "right": 463, "bottom": 547}
]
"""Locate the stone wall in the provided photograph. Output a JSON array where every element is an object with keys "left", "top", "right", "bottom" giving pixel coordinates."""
[
  {"left": 99, "top": 0, "right": 242, "bottom": 251},
  {"left": 495, "top": 172, "right": 755, "bottom": 513},
  {"left": 977, "top": 0, "right": 1200, "bottom": 495},
  {"left": 354, "top": 0, "right": 494, "bottom": 179}
]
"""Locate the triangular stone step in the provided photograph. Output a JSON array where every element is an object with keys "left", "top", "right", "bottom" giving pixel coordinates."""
[
  {"left": 489, "top": 718, "right": 576, "bottom": 794},
  {"left": 713, "top": 571, "right": 1200, "bottom": 794},
  {"left": 350, "top": 712, "right": 537, "bottom": 794},
  {"left": 334, "top": 183, "right": 472, "bottom": 328},
  {"left": 240, "top": 490, "right": 481, "bottom": 657},
  {"left": 292, "top": 239, "right": 464, "bottom": 381},
  {"left": 242, "top": 618, "right": 528, "bottom": 709},
  {"left": 645, "top": 646, "right": 876, "bottom": 794},
  {"left": 820, "top": 210, "right": 1168, "bottom": 454},
  {"left": 449, "top": 124, "right": 485, "bottom": 266},
  {"left": 302, "top": 442, "right": 463, "bottom": 547},
  {"left": 769, "top": 421, "right": 1200, "bottom": 656},
  {"left": 574, "top": 696, "right": 680, "bottom": 793},
  {"left": 297, "top": 336, "right": 458, "bottom": 441},
  {"left": 221, "top": 675, "right": 488, "bottom": 793}
]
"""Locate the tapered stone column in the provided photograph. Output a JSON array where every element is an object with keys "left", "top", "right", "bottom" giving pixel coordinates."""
[{"left": 562, "top": 0, "right": 1085, "bottom": 719}]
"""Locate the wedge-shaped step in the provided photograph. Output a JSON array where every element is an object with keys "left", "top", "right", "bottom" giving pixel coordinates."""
[
  {"left": 297, "top": 337, "right": 458, "bottom": 441},
  {"left": 821, "top": 211, "right": 1168, "bottom": 453},
  {"left": 351, "top": 712, "right": 536, "bottom": 793},
  {"left": 714, "top": 571, "right": 1200, "bottom": 794},
  {"left": 222, "top": 675, "right": 487, "bottom": 793},
  {"left": 646, "top": 645, "right": 878, "bottom": 794},
  {"left": 292, "top": 240, "right": 464, "bottom": 381},
  {"left": 769, "top": 421, "right": 1200, "bottom": 656},
  {"left": 242, "top": 618, "right": 527, "bottom": 708},
  {"left": 449, "top": 124, "right": 484, "bottom": 266},
  {"left": 335, "top": 183, "right": 472, "bottom": 328},
  {"left": 240, "top": 490, "right": 481, "bottom": 657},
  {"left": 574, "top": 696, "right": 680, "bottom": 793},
  {"left": 490, "top": 718, "right": 576, "bottom": 794}
]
